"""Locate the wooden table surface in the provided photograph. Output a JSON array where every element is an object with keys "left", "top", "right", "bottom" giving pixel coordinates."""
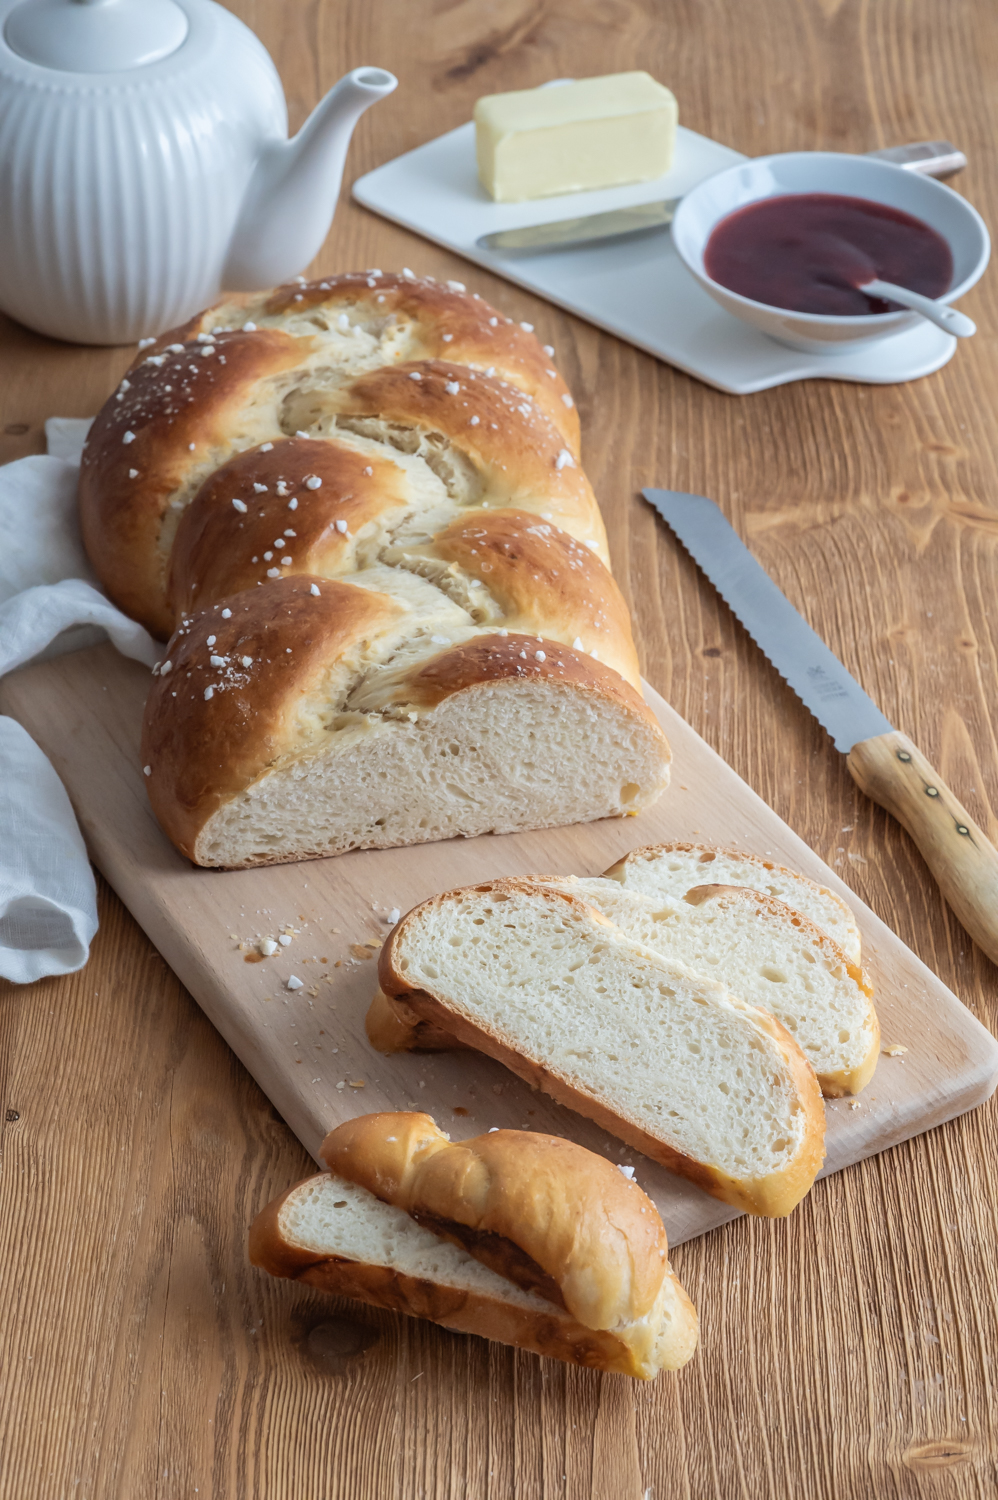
[{"left": 3, "top": 2, "right": 998, "bottom": 1496}]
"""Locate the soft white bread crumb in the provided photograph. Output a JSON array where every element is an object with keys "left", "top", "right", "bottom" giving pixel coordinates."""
[
  {"left": 542, "top": 877, "right": 878, "bottom": 1096},
  {"left": 194, "top": 675, "right": 669, "bottom": 866},
  {"left": 283, "top": 1173, "right": 550, "bottom": 1305}
]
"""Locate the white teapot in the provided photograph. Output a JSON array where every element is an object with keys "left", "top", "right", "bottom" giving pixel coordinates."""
[{"left": 0, "top": 0, "right": 397, "bottom": 344}]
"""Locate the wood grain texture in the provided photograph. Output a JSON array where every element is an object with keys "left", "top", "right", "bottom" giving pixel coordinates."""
[
  {"left": 848, "top": 729, "right": 998, "bottom": 966},
  {"left": 3, "top": 0, "right": 998, "bottom": 1496}
]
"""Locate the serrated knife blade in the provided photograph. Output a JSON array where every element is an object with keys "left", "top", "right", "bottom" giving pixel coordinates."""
[
  {"left": 643, "top": 486, "right": 998, "bottom": 967},
  {"left": 643, "top": 488, "right": 892, "bottom": 751}
]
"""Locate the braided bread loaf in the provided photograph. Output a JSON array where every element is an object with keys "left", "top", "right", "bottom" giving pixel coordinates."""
[{"left": 79, "top": 272, "right": 670, "bottom": 867}]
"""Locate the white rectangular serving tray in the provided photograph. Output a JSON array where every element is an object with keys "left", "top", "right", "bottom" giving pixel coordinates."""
[{"left": 353, "top": 120, "right": 955, "bottom": 394}]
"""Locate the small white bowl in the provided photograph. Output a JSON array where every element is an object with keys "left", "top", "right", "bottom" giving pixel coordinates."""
[{"left": 671, "top": 152, "right": 990, "bottom": 354}]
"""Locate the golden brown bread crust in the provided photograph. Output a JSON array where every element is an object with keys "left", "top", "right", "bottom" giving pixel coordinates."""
[
  {"left": 364, "top": 987, "right": 465, "bottom": 1053},
  {"left": 404, "top": 631, "right": 660, "bottom": 723},
  {"left": 681, "top": 882, "right": 878, "bottom": 1095},
  {"left": 159, "top": 273, "right": 579, "bottom": 449},
  {"left": 79, "top": 328, "right": 314, "bottom": 637},
  {"left": 320, "top": 1113, "right": 671, "bottom": 1330},
  {"left": 377, "top": 880, "right": 827, "bottom": 1219},
  {"left": 140, "top": 575, "right": 400, "bottom": 860},
  {"left": 431, "top": 510, "right": 638, "bottom": 684},
  {"left": 81, "top": 275, "right": 604, "bottom": 644},
  {"left": 249, "top": 1174, "right": 665, "bottom": 1377},
  {"left": 167, "top": 435, "right": 416, "bottom": 620},
  {"left": 328, "top": 359, "right": 602, "bottom": 547},
  {"left": 296, "top": 1260, "right": 640, "bottom": 1373},
  {"left": 168, "top": 445, "right": 637, "bottom": 681},
  {"left": 260, "top": 272, "right": 581, "bottom": 449}
]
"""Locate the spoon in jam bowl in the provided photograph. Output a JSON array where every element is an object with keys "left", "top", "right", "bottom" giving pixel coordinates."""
[
  {"left": 710, "top": 213, "right": 976, "bottom": 338},
  {"left": 823, "top": 234, "right": 978, "bottom": 338},
  {"left": 855, "top": 276, "right": 976, "bottom": 336}
]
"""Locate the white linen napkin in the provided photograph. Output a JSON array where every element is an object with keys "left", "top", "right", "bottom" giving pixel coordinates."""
[{"left": 0, "top": 419, "right": 159, "bottom": 983}]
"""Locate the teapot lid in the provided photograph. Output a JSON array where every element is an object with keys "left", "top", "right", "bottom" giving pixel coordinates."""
[{"left": 5, "top": 0, "right": 189, "bottom": 72}]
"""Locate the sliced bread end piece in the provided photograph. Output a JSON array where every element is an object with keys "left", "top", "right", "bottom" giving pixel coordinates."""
[
  {"left": 319, "top": 1111, "right": 697, "bottom": 1373},
  {"left": 250, "top": 1170, "right": 698, "bottom": 1378}
]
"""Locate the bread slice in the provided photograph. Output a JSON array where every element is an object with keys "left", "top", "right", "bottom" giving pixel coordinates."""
[
  {"left": 367, "top": 878, "right": 877, "bottom": 1096},
  {"left": 604, "top": 843, "right": 861, "bottom": 964},
  {"left": 378, "top": 880, "right": 826, "bottom": 1217},
  {"left": 249, "top": 1169, "right": 697, "bottom": 1378},
  {"left": 250, "top": 1173, "right": 645, "bottom": 1374},
  {"left": 540, "top": 877, "right": 878, "bottom": 1096}
]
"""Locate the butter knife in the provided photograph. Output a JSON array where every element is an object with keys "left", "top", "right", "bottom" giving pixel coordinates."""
[
  {"left": 478, "top": 140, "right": 967, "bottom": 254},
  {"left": 645, "top": 486, "right": 998, "bottom": 966}
]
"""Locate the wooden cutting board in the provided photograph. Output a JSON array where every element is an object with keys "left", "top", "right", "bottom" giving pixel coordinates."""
[{"left": 4, "top": 640, "right": 997, "bottom": 1245}]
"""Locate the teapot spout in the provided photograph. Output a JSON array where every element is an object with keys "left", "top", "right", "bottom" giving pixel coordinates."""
[{"left": 224, "top": 67, "right": 397, "bottom": 290}]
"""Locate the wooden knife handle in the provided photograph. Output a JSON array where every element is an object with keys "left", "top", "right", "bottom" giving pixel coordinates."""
[{"left": 847, "top": 730, "right": 998, "bottom": 966}]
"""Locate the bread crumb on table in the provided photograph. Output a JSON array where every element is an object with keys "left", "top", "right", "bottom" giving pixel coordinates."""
[
  {"left": 350, "top": 942, "right": 381, "bottom": 960},
  {"left": 882, "top": 1043, "right": 909, "bottom": 1057}
]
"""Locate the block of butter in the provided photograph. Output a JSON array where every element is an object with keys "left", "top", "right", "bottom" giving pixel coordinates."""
[{"left": 474, "top": 72, "right": 678, "bottom": 203}]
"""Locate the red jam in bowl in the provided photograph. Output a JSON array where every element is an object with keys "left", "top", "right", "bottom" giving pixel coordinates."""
[{"left": 703, "top": 192, "right": 953, "bottom": 315}]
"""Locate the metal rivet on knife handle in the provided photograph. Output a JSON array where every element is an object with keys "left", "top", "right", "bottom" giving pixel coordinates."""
[{"left": 847, "top": 730, "right": 998, "bottom": 967}]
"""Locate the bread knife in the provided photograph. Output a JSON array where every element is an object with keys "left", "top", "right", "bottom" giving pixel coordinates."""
[
  {"left": 644, "top": 486, "right": 998, "bottom": 966},
  {"left": 478, "top": 140, "right": 967, "bottom": 254}
]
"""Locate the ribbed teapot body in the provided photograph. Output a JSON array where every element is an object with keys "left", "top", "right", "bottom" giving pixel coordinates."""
[{"left": 0, "top": 0, "right": 287, "bottom": 344}]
